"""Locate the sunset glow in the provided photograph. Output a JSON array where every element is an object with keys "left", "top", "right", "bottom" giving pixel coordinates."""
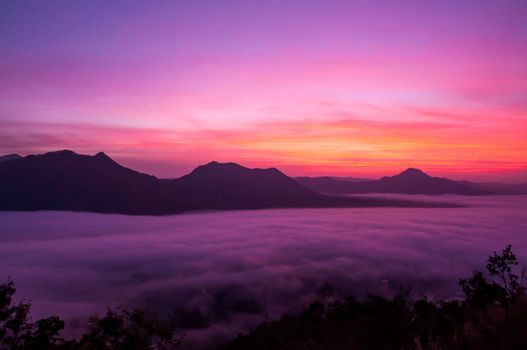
[{"left": 1, "top": 0, "right": 526, "bottom": 181}]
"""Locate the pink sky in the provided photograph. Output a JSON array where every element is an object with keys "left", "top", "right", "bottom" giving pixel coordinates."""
[{"left": 1, "top": 0, "right": 526, "bottom": 182}]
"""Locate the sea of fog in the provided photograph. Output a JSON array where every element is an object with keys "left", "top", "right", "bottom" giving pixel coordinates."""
[{"left": 1, "top": 195, "right": 527, "bottom": 348}]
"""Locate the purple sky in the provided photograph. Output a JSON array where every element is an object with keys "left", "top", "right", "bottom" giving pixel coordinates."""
[{"left": 1, "top": 0, "right": 526, "bottom": 181}]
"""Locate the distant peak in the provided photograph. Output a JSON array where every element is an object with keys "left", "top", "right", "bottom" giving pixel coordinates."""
[
  {"left": 203, "top": 161, "right": 241, "bottom": 168},
  {"left": 95, "top": 151, "right": 110, "bottom": 159},
  {"left": 398, "top": 168, "right": 430, "bottom": 177},
  {"left": 93, "top": 152, "right": 121, "bottom": 167},
  {"left": 0, "top": 153, "right": 23, "bottom": 163},
  {"left": 38, "top": 150, "right": 116, "bottom": 165},
  {"left": 402, "top": 167, "right": 425, "bottom": 174},
  {"left": 197, "top": 161, "right": 283, "bottom": 173},
  {"left": 194, "top": 161, "right": 244, "bottom": 172},
  {"left": 45, "top": 150, "right": 77, "bottom": 156},
  {"left": 205, "top": 161, "right": 220, "bottom": 166}
]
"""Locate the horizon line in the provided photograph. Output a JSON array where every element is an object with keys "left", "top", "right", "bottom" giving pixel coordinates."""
[{"left": 2, "top": 149, "right": 526, "bottom": 185}]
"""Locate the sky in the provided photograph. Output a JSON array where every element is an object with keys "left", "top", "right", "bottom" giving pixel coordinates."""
[{"left": 1, "top": 0, "right": 526, "bottom": 182}]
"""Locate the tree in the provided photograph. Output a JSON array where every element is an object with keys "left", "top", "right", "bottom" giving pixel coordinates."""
[
  {"left": 460, "top": 245, "right": 526, "bottom": 307},
  {"left": 79, "top": 308, "right": 181, "bottom": 350},
  {"left": 0, "top": 279, "right": 64, "bottom": 350},
  {"left": 486, "top": 245, "right": 525, "bottom": 299}
]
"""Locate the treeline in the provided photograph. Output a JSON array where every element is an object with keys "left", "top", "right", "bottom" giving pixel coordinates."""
[
  {"left": 1, "top": 246, "right": 526, "bottom": 350},
  {"left": 0, "top": 288, "right": 181, "bottom": 350},
  {"left": 224, "top": 245, "right": 527, "bottom": 350}
]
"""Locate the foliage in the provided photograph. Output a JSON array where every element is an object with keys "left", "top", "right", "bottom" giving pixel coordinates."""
[
  {"left": 0, "top": 280, "right": 64, "bottom": 350},
  {"left": 460, "top": 244, "right": 525, "bottom": 308},
  {"left": 0, "top": 281, "right": 181, "bottom": 350},
  {"left": 1, "top": 245, "right": 526, "bottom": 349},
  {"left": 223, "top": 245, "right": 527, "bottom": 350},
  {"left": 77, "top": 308, "right": 181, "bottom": 350}
]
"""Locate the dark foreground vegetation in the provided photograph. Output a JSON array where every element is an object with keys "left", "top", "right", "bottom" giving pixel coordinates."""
[{"left": 1, "top": 246, "right": 526, "bottom": 350}]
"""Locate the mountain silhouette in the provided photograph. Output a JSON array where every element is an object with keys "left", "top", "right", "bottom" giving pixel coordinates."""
[
  {"left": 457, "top": 180, "right": 527, "bottom": 195},
  {"left": 0, "top": 151, "right": 456, "bottom": 214},
  {"left": 297, "top": 168, "right": 493, "bottom": 195},
  {"left": 168, "top": 161, "right": 330, "bottom": 210},
  {"left": 0, "top": 154, "right": 22, "bottom": 163},
  {"left": 0, "top": 150, "right": 174, "bottom": 214}
]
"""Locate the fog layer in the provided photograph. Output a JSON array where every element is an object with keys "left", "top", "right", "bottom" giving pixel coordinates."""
[{"left": 1, "top": 195, "right": 526, "bottom": 348}]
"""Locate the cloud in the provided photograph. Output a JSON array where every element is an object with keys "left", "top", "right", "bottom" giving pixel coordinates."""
[{"left": 1, "top": 195, "right": 526, "bottom": 348}]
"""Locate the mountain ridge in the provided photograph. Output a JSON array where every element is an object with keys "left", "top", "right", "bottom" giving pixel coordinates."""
[
  {"left": 0, "top": 153, "right": 23, "bottom": 163},
  {"left": 296, "top": 168, "right": 495, "bottom": 195},
  {"left": 0, "top": 151, "right": 458, "bottom": 214}
]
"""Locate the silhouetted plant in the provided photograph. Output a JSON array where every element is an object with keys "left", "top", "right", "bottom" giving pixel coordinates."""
[
  {"left": 0, "top": 279, "right": 65, "bottom": 350},
  {"left": 487, "top": 245, "right": 525, "bottom": 299},
  {"left": 460, "top": 244, "right": 525, "bottom": 307},
  {"left": 459, "top": 271, "right": 506, "bottom": 307},
  {"left": 2, "top": 246, "right": 527, "bottom": 350},
  {"left": 223, "top": 245, "right": 527, "bottom": 350},
  {"left": 79, "top": 308, "right": 181, "bottom": 350}
]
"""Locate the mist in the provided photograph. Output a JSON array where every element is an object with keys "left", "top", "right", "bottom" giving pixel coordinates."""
[{"left": 1, "top": 195, "right": 526, "bottom": 348}]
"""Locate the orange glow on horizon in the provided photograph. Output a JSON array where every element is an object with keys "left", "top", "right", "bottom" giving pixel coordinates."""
[
  {"left": 2, "top": 112, "right": 526, "bottom": 183},
  {"left": 1, "top": 1, "right": 526, "bottom": 182}
]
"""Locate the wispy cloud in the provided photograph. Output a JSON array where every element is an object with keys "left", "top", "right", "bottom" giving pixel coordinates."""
[{"left": 1, "top": 1, "right": 526, "bottom": 181}]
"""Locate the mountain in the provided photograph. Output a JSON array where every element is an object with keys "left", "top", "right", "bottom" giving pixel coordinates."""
[
  {"left": 0, "top": 154, "right": 22, "bottom": 163},
  {"left": 457, "top": 180, "right": 527, "bottom": 195},
  {"left": 168, "top": 161, "right": 326, "bottom": 210},
  {"left": 331, "top": 176, "right": 372, "bottom": 182},
  {"left": 0, "top": 151, "right": 456, "bottom": 215},
  {"left": 0, "top": 150, "right": 174, "bottom": 214},
  {"left": 297, "top": 168, "right": 493, "bottom": 195}
]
